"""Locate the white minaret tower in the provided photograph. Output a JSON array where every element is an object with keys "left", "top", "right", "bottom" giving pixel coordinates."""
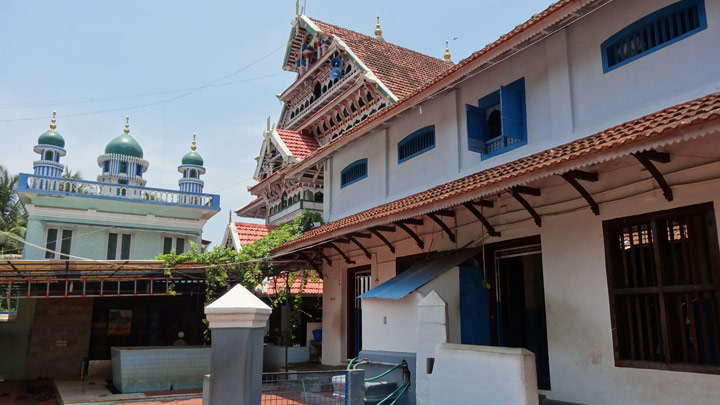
[
  {"left": 33, "top": 111, "right": 66, "bottom": 178},
  {"left": 178, "top": 133, "right": 206, "bottom": 195}
]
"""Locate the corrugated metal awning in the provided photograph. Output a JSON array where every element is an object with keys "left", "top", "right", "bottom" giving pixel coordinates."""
[{"left": 358, "top": 248, "right": 482, "bottom": 300}]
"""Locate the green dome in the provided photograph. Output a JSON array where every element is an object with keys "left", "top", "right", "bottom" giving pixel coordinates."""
[
  {"left": 105, "top": 133, "right": 144, "bottom": 158},
  {"left": 38, "top": 130, "right": 65, "bottom": 148},
  {"left": 182, "top": 151, "right": 204, "bottom": 166}
]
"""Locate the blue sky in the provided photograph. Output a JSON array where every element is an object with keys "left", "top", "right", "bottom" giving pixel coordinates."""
[{"left": 0, "top": 0, "right": 552, "bottom": 248}]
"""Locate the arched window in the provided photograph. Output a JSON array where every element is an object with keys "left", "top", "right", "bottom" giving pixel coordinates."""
[
  {"left": 314, "top": 192, "right": 324, "bottom": 202},
  {"left": 340, "top": 159, "right": 368, "bottom": 188},
  {"left": 44, "top": 151, "right": 53, "bottom": 161},
  {"left": 398, "top": 125, "right": 436, "bottom": 164},
  {"left": 304, "top": 190, "right": 313, "bottom": 200},
  {"left": 314, "top": 82, "right": 321, "bottom": 99},
  {"left": 281, "top": 192, "right": 287, "bottom": 208},
  {"left": 119, "top": 161, "right": 128, "bottom": 174},
  {"left": 190, "top": 169, "right": 197, "bottom": 178}
]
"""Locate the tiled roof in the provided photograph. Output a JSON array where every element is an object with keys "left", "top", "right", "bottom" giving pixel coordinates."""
[
  {"left": 275, "top": 91, "right": 720, "bottom": 253},
  {"left": 235, "top": 196, "right": 263, "bottom": 215},
  {"left": 234, "top": 222, "right": 278, "bottom": 246},
  {"left": 277, "top": 129, "right": 320, "bottom": 159},
  {"left": 309, "top": 18, "right": 453, "bottom": 100},
  {"left": 266, "top": 272, "right": 323, "bottom": 296},
  {"left": 279, "top": 0, "right": 599, "bottom": 180}
]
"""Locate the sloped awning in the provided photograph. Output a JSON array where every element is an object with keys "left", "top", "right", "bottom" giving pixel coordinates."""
[{"left": 358, "top": 248, "right": 482, "bottom": 300}]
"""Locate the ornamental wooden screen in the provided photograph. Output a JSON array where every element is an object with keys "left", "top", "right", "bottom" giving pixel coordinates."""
[{"left": 603, "top": 202, "right": 720, "bottom": 373}]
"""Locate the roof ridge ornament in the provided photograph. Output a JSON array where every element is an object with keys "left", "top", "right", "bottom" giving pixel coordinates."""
[
  {"left": 124, "top": 115, "right": 130, "bottom": 134},
  {"left": 444, "top": 40, "right": 452, "bottom": 62},
  {"left": 49, "top": 110, "right": 57, "bottom": 130},
  {"left": 375, "top": 16, "right": 384, "bottom": 41}
]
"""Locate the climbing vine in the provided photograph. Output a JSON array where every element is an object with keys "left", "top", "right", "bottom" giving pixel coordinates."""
[{"left": 156, "top": 211, "right": 323, "bottom": 342}]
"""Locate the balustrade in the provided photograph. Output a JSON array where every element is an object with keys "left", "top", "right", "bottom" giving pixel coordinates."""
[{"left": 20, "top": 174, "right": 218, "bottom": 209}]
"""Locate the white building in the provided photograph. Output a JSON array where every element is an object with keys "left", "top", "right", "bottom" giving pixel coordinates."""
[{"left": 268, "top": 0, "right": 720, "bottom": 403}]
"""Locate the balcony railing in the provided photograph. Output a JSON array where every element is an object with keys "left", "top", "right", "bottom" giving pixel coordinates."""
[
  {"left": 18, "top": 173, "right": 220, "bottom": 210},
  {"left": 269, "top": 199, "right": 323, "bottom": 224}
]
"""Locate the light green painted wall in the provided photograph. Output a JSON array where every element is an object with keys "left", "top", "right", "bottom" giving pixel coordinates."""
[
  {"left": 23, "top": 218, "right": 201, "bottom": 260},
  {"left": 0, "top": 299, "right": 36, "bottom": 379}
]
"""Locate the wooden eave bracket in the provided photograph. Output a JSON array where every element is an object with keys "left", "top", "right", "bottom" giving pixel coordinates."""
[
  {"left": 462, "top": 202, "right": 500, "bottom": 237},
  {"left": 396, "top": 219, "right": 425, "bottom": 249},
  {"left": 633, "top": 151, "right": 673, "bottom": 201},
  {"left": 347, "top": 235, "right": 372, "bottom": 259},
  {"left": 560, "top": 170, "right": 600, "bottom": 215},
  {"left": 326, "top": 242, "right": 355, "bottom": 265},
  {"left": 510, "top": 186, "right": 542, "bottom": 227},
  {"left": 369, "top": 226, "right": 395, "bottom": 253},
  {"left": 427, "top": 213, "right": 456, "bottom": 242},
  {"left": 313, "top": 249, "right": 332, "bottom": 266}
]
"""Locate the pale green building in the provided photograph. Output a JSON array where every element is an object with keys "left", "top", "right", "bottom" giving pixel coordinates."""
[{"left": 17, "top": 114, "right": 220, "bottom": 260}]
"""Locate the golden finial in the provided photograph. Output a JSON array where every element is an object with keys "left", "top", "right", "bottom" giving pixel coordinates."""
[
  {"left": 191, "top": 133, "right": 197, "bottom": 151},
  {"left": 444, "top": 40, "right": 452, "bottom": 62},
  {"left": 375, "top": 16, "right": 384, "bottom": 40},
  {"left": 49, "top": 110, "right": 57, "bottom": 130},
  {"left": 124, "top": 115, "right": 130, "bottom": 134}
]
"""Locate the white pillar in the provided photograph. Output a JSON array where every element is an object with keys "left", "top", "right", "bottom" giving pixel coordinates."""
[
  {"left": 416, "top": 290, "right": 448, "bottom": 405},
  {"left": 204, "top": 284, "right": 272, "bottom": 405}
]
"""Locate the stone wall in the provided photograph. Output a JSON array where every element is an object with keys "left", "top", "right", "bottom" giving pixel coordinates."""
[{"left": 26, "top": 298, "right": 93, "bottom": 378}]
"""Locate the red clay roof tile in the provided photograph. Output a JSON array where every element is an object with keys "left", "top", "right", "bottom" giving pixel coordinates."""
[
  {"left": 233, "top": 222, "right": 278, "bottom": 246},
  {"left": 277, "top": 129, "right": 320, "bottom": 159},
  {"left": 308, "top": 18, "right": 453, "bottom": 100}
]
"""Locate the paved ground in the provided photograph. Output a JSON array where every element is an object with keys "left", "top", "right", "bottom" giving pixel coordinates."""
[{"left": 0, "top": 379, "right": 58, "bottom": 405}]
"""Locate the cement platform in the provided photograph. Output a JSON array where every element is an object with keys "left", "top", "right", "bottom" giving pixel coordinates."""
[{"left": 55, "top": 379, "right": 201, "bottom": 405}]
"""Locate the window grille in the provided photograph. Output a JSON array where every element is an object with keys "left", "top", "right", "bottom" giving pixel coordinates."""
[
  {"left": 398, "top": 126, "right": 435, "bottom": 163},
  {"left": 602, "top": 0, "right": 706, "bottom": 72},
  {"left": 340, "top": 159, "right": 367, "bottom": 188},
  {"left": 603, "top": 203, "right": 720, "bottom": 373}
]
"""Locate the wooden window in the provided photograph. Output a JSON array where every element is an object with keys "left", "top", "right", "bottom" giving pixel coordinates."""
[
  {"left": 340, "top": 159, "right": 367, "bottom": 188},
  {"left": 107, "top": 232, "right": 132, "bottom": 260},
  {"left": 603, "top": 203, "right": 720, "bottom": 374},
  {"left": 398, "top": 125, "right": 435, "bottom": 163},
  {"left": 163, "top": 236, "right": 186, "bottom": 255},
  {"left": 602, "top": 0, "right": 707, "bottom": 72},
  {"left": 466, "top": 78, "right": 527, "bottom": 159}
]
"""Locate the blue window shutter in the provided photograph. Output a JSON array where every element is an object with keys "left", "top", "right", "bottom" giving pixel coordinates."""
[
  {"left": 466, "top": 104, "right": 486, "bottom": 153},
  {"left": 500, "top": 81, "right": 525, "bottom": 141}
]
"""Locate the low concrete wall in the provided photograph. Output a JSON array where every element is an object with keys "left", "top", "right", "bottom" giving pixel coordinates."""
[
  {"left": 263, "top": 344, "right": 310, "bottom": 371},
  {"left": 112, "top": 346, "right": 210, "bottom": 393},
  {"left": 428, "top": 343, "right": 538, "bottom": 405}
]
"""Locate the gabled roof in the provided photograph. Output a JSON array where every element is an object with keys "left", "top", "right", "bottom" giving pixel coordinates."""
[
  {"left": 276, "top": 129, "right": 320, "bottom": 159},
  {"left": 278, "top": 0, "right": 609, "bottom": 181},
  {"left": 308, "top": 18, "right": 452, "bottom": 100},
  {"left": 234, "top": 222, "right": 278, "bottom": 246},
  {"left": 274, "top": 91, "right": 720, "bottom": 253},
  {"left": 235, "top": 196, "right": 265, "bottom": 217},
  {"left": 265, "top": 272, "right": 323, "bottom": 296}
]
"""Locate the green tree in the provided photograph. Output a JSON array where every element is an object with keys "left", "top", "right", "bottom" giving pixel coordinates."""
[
  {"left": 0, "top": 166, "right": 27, "bottom": 255},
  {"left": 156, "top": 211, "right": 323, "bottom": 342}
]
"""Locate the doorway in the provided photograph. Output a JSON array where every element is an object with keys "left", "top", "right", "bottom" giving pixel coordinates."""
[
  {"left": 488, "top": 239, "right": 551, "bottom": 390},
  {"left": 346, "top": 266, "right": 371, "bottom": 359}
]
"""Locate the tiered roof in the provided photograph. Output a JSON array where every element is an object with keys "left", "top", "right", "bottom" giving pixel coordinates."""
[
  {"left": 276, "top": 129, "right": 320, "bottom": 159},
  {"left": 308, "top": 18, "right": 452, "bottom": 100}
]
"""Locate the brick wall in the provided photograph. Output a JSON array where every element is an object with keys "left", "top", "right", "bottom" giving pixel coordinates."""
[{"left": 26, "top": 298, "right": 93, "bottom": 378}]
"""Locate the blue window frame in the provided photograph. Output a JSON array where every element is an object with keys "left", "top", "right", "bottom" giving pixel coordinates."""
[
  {"left": 103, "top": 161, "right": 109, "bottom": 173},
  {"left": 602, "top": 0, "right": 706, "bottom": 73},
  {"left": 466, "top": 78, "right": 526, "bottom": 159},
  {"left": 340, "top": 158, "right": 368, "bottom": 188},
  {"left": 136, "top": 164, "right": 142, "bottom": 177},
  {"left": 398, "top": 125, "right": 435, "bottom": 164}
]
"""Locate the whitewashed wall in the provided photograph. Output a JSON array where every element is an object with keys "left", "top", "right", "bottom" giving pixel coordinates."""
[{"left": 324, "top": 0, "right": 720, "bottom": 223}]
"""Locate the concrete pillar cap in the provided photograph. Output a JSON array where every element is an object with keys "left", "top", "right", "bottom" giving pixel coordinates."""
[{"left": 205, "top": 284, "right": 272, "bottom": 329}]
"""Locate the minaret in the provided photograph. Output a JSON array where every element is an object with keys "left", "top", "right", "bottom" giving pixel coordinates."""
[
  {"left": 33, "top": 111, "right": 66, "bottom": 178},
  {"left": 97, "top": 116, "right": 149, "bottom": 187},
  {"left": 178, "top": 133, "right": 206, "bottom": 195}
]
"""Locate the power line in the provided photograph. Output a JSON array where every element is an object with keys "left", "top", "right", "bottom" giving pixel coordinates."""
[{"left": 0, "top": 45, "right": 285, "bottom": 121}]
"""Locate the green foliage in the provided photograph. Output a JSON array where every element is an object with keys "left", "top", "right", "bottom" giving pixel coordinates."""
[
  {"left": 156, "top": 211, "right": 323, "bottom": 342},
  {"left": 0, "top": 166, "right": 27, "bottom": 255}
]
